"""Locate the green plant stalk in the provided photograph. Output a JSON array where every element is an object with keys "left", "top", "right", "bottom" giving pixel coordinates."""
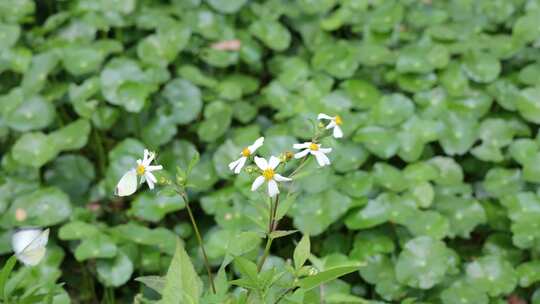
[
  {"left": 250, "top": 156, "right": 309, "bottom": 300},
  {"left": 179, "top": 191, "right": 217, "bottom": 294}
]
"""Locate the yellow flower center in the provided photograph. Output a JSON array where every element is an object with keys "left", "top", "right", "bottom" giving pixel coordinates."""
[
  {"left": 309, "top": 143, "right": 319, "bottom": 151},
  {"left": 136, "top": 164, "right": 146, "bottom": 176},
  {"left": 242, "top": 148, "right": 251, "bottom": 157},
  {"left": 335, "top": 115, "right": 343, "bottom": 125},
  {"left": 262, "top": 168, "right": 275, "bottom": 181}
]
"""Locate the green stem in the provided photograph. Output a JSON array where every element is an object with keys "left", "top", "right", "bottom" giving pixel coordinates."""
[
  {"left": 271, "top": 195, "right": 280, "bottom": 231},
  {"left": 257, "top": 194, "right": 279, "bottom": 272},
  {"left": 179, "top": 192, "right": 216, "bottom": 294},
  {"left": 274, "top": 287, "right": 295, "bottom": 304},
  {"left": 256, "top": 237, "right": 273, "bottom": 272}
]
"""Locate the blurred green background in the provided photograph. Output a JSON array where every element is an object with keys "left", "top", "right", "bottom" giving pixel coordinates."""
[{"left": 2, "top": 0, "right": 540, "bottom": 302}]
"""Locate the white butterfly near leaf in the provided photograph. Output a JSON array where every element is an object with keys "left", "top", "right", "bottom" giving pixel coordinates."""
[
  {"left": 115, "top": 149, "right": 163, "bottom": 197},
  {"left": 12, "top": 228, "right": 49, "bottom": 266}
]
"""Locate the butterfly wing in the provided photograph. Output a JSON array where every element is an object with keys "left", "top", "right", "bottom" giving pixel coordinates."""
[
  {"left": 12, "top": 228, "right": 49, "bottom": 266},
  {"left": 115, "top": 169, "right": 138, "bottom": 196}
]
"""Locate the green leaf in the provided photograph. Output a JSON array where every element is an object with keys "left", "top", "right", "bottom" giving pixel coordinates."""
[
  {"left": 3, "top": 187, "right": 71, "bottom": 227},
  {"left": 135, "top": 276, "right": 165, "bottom": 295},
  {"left": 128, "top": 192, "right": 185, "bottom": 222},
  {"left": 465, "top": 255, "right": 518, "bottom": 296},
  {"left": 49, "top": 119, "right": 91, "bottom": 151},
  {"left": 58, "top": 221, "right": 100, "bottom": 240},
  {"left": 462, "top": 52, "right": 501, "bottom": 83},
  {"left": 160, "top": 239, "right": 202, "bottom": 304},
  {"left": 12, "top": 132, "right": 58, "bottom": 168},
  {"left": 0, "top": 256, "right": 17, "bottom": 300},
  {"left": 294, "top": 234, "right": 311, "bottom": 270},
  {"left": 298, "top": 264, "right": 361, "bottom": 291},
  {"left": 75, "top": 233, "right": 117, "bottom": 261},
  {"left": 97, "top": 252, "right": 134, "bottom": 287},
  {"left": 517, "top": 261, "right": 540, "bottom": 287},
  {"left": 441, "top": 281, "right": 488, "bottom": 304},
  {"left": 269, "top": 230, "right": 298, "bottom": 240},
  {"left": 3, "top": 93, "right": 55, "bottom": 132},
  {"left": 249, "top": 20, "right": 291, "bottom": 51},
  {"left": 207, "top": 0, "right": 247, "bottom": 13},
  {"left": 395, "top": 236, "right": 452, "bottom": 289}
]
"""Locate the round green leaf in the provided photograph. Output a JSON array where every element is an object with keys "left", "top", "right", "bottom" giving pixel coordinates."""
[
  {"left": 249, "top": 20, "right": 291, "bottom": 51},
  {"left": 75, "top": 233, "right": 118, "bottom": 261},
  {"left": 4, "top": 94, "right": 55, "bottom": 132},
  {"left": 462, "top": 52, "right": 500, "bottom": 83},
  {"left": 441, "top": 281, "right": 488, "bottom": 304},
  {"left": 129, "top": 192, "right": 185, "bottom": 222},
  {"left": 12, "top": 132, "right": 58, "bottom": 168},
  {"left": 207, "top": 0, "right": 247, "bottom": 13},
  {"left": 162, "top": 78, "right": 202, "bottom": 125},
  {"left": 44, "top": 154, "right": 95, "bottom": 200},
  {"left": 395, "top": 236, "right": 452, "bottom": 289},
  {"left": 465, "top": 255, "right": 518, "bottom": 296},
  {"left": 97, "top": 252, "right": 134, "bottom": 287},
  {"left": 4, "top": 187, "right": 71, "bottom": 227}
]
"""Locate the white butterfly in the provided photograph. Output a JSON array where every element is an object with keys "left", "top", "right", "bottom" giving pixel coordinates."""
[
  {"left": 12, "top": 228, "right": 49, "bottom": 266},
  {"left": 115, "top": 149, "right": 163, "bottom": 197}
]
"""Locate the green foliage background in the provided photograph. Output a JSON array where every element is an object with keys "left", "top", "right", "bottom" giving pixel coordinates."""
[{"left": 2, "top": 0, "right": 540, "bottom": 302}]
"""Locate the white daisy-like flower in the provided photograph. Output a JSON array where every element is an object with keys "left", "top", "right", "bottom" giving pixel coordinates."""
[
  {"left": 293, "top": 142, "right": 332, "bottom": 167},
  {"left": 251, "top": 156, "right": 291, "bottom": 197},
  {"left": 12, "top": 228, "right": 49, "bottom": 266},
  {"left": 318, "top": 113, "right": 343, "bottom": 138},
  {"left": 228, "top": 137, "right": 265, "bottom": 174},
  {"left": 115, "top": 149, "right": 163, "bottom": 197}
]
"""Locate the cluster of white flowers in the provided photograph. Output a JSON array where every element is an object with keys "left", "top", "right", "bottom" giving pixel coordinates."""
[
  {"left": 114, "top": 113, "right": 342, "bottom": 198},
  {"left": 227, "top": 113, "right": 343, "bottom": 197}
]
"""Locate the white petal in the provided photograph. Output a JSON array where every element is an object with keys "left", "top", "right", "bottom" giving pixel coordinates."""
[
  {"left": 143, "top": 149, "right": 149, "bottom": 163},
  {"left": 115, "top": 169, "right": 138, "bottom": 196},
  {"left": 254, "top": 156, "right": 268, "bottom": 170},
  {"left": 268, "top": 180, "right": 279, "bottom": 197},
  {"left": 12, "top": 228, "right": 49, "bottom": 266},
  {"left": 274, "top": 174, "right": 292, "bottom": 182},
  {"left": 333, "top": 125, "right": 343, "bottom": 138},
  {"left": 326, "top": 121, "right": 337, "bottom": 130},
  {"left": 251, "top": 176, "right": 265, "bottom": 191},
  {"left": 144, "top": 173, "right": 156, "bottom": 190},
  {"left": 146, "top": 165, "right": 163, "bottom": 172},
  {"left": 319, "top": 147, "right": 332, "bottom": 153},
  {"left": 293, "top": 142, "right": 310, "bottom": 149},
  {"left": 144, "top": 150, "right": 156, "bottom": 166},
  {"left": 248, "top": 137, "right": 265, "bottom": 152},
  {"left": 317, "top": 113, "right": 333, "bottom": 120},
  {"left": 146, "top": 172, "right": 157, "bottom": 184},
  {"left": 234, "top": 157, "right": 247, "bottom": 174},
  {"left": 294, "top": 149, "right": 310, "bottom": 159},
  {"left": 228, "top": 158, "right": 242, "bottom": 171},
  {"left": 139, "top": 175, "right": 146, "bottom": 185},
  {"left": 268, "top": 156, "right": 280, "bottom": 169},
  {"left": 313, "top": 151, "right": 331, "bottom": 167}
]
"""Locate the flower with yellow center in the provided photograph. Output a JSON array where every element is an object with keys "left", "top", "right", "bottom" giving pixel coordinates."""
[
  {"left": 318, "top": 113, "right": 344, "bottom": 138},
  {"left": 229, "top": 137, "right": 265, "bottom": 174},
  {"left": 115, "top": 149, "right": 163, "bottom": 197},
  {"left": 251, "top": 156, "right": 291, "bottom": 197},
  {"left": 293, "top": 142, "right": 332, "bottom": 167}
]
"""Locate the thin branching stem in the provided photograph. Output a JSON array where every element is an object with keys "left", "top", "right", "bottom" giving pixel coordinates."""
[{"left": 178, "top": 191, "right": 217, "bottom": 294}]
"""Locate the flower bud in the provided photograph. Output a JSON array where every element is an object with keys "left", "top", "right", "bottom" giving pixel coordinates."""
[
  {"left": 159, "top": 176, "right": 172, "bottom": 185},
  {"left": 245, "top": 165, "right": 257, "bottom": 174}
]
